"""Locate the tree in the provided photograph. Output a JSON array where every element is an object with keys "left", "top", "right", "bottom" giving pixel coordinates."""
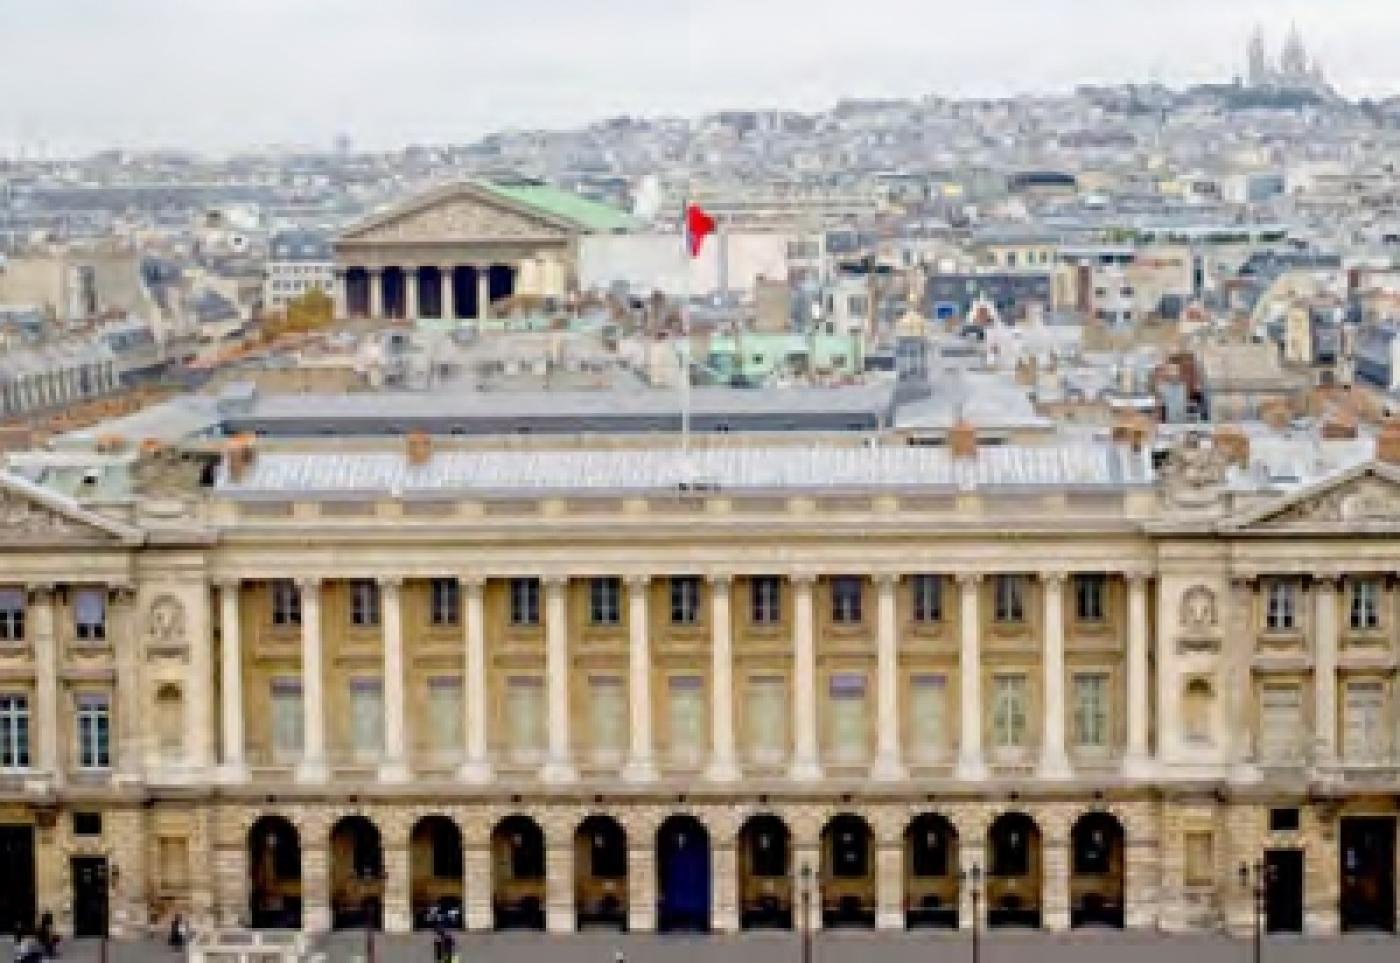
[{"left": 283, "top": 287, "right": 333, "bottom": 333}]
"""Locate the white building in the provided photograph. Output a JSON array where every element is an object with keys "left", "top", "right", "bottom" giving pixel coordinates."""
[{"left": 263, "top": 230, "right": 334, "bottom": 312}]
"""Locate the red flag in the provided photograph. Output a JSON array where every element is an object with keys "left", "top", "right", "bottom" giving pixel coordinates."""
[{"left": 684, "top": 203, "right": 717, "bottom": 258}]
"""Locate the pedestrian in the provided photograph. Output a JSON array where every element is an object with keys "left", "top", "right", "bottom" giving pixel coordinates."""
[
  {"left": 168, "top": 915, "right": 186, "bottom": 949},
  {"left": 15, "top": 930, "right": 44, "bottom": 963},
  {"left": 35, "top": 913, "right": 58, "bottom": 958},
  {"left": 439, "top": 929, "right": 455, "bottom": 963},
  {"left": 612, "top": 950, "right": 625, "bottom": 963}
]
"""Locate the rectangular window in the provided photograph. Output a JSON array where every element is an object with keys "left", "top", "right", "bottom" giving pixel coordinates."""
[
  {"left": 348, "top": 580, "right": 380, "bottom": 628},
  {"left": 1265, "top": 579, "right": 1296, "bottom": 631},
  {"left": 670, "top": 576, "right": 700, "bottom": 625},
  {"left": 0, "top": 694, "right": 30, "bottom": 769},
  {"left": 270, "top": 679, "right": 304, "bottom": 762},
  {"left": 1343, "top": 680, "right": 1388, "bottom": 762},
  {"left": 750, "top": 576, "right": 782, "bottom": 625},
  {"left": 0, "top": 588, "right": 25, "bottom": 641},
  {"left": 1072, "top": 673, "right": 1109, "bottom": 749},
  {"left": 349, "top": 678, "right": 384, "bottom": 760},
  {"left": 827, "top": 673, "right": 867, "bottom": 762},
  {"left": 831, "top": 577, "right": 863, "bottom": 624},
  {"left": 667, "top": 676, "right": 706, "bottom": 765},
  {"left": 509, "top": 578, "right": 540, "bottom": 627},
  {"left": 746, "top": 675, "right": 787, "bottom": 764},
  {"left": 1349, "top": 579, "right": 1381, "bottom": 631},
  {"left": 75, "top": 693, "right": 111, "bottom": 769},
  {"left": 270, "top": 579, "right": 301, "bottom": 627},
  {"left": 911, "top": 575, "right": 942, "bottom": 623},
  {"left": 429, "top": 578, "right": 460, "bottom": 627},
  {"left": 993, "top": 575, "right": 1025, "bottom": 624},
  {"left": 908, "top": 674, "right": 947, "bottom": 761},
  {"left": 426, "top": 677, "right": 463, "bottom": 756},
  {"left": 991, "top": 674, "right": 1028, "bottom": 748},
  {"left": 1258, "top": 683, "right": 1304, "bottom": 764},
  {"left": 1074, "top": 574, "right": 1106, "bottom": 623},
  {"left": 589, "top": 676, "right": 626, "bottom": 762},
  {"left": 588, "top": 577, "right": 622, "bottom": 627},
  {"left": 506, "top": 676, "right": 544, "bottom": 760},
  {"left": 1184, "top": 831, "right": 1214, "bottom": 886},
  {"left": 73, "top": 589, "right": 106, "bottom": 641}
]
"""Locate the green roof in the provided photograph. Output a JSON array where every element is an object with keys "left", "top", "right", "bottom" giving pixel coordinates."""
[{"left": 476, "top": 180, "right": 638, "bottom": 233}]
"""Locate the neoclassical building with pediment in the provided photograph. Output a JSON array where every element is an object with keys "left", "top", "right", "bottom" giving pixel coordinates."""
[
  {"left": 332, "top": 180, "right": 637, "bottom": 321},
  {"left": 3, "top": 423, "right": 1400, "bottom": 941}
]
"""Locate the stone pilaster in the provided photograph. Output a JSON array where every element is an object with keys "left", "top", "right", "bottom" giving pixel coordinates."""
[
  {"left": 382, "top": 843, "right": 411, "bottom": 933},
  {"left": 379, "top": 577, "right": 409, "bottom": 783},
  {"left": 875, "top": 840, "right": 903, "bottom": 929},
  {"left": 789, "top": 575, "right": 821, "bottom": 781},
  {"left": 705, "top": 575, "right": 739, "bottom": 782},
  {"left": 463, "top": 842, "right": 493, "bottom": 931},
  {"left": 1313, "top": 577, "right": 1339, "bottom": 764},
  {"left": 623, "top": 576, "right": 656, "bottom": 782},
  {"left": 296, "top": 578, "right": 327, "bottom": 784},
  {"left": 213, "top": 840, "right": 247, "bottom": 927},
  {"left": 29, "top": 585, "right": 60, "bottom": 784},
  {"left": 1038, "top": 572, "right": 1070, "bottom": 779},
  {"left": 302, "top": 836, "right": 330, "bottom": 934},
  {"left": 957, "top": 574, "right": 987, "bottom": 780},
  {"left": 627, "top": 843, "right": 657, "bottom": 932},
  {"left": 1123, "top": 573, "right": 1152, "bottom": 776},
  {"left": 218, "top": 582, "right": 246, "bottom": 782},
  {"left": 458, "top": 577, "right": 491, "bottom": 782},
  {"left": 871, "top": 574, "right": 906, "bottom": 781},
  {"left": 545, "top": 839, "right": 575, "bottom": 933},
  {"left": 542, "top": 577, "right": 576, "bottom": 783},
  {"left": 792, "top": 842, "right": 821, "bottom": 931},
  {"left": 1041, "top": 835, "right": 1070, "bottom": 932},
  {"left": 711, "top": 842, "right": 739, "bottom": 933}
]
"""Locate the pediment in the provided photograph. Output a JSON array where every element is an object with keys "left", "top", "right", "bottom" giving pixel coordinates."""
[
  {"left": 339, "top": 183, "right": 571, "bottom": 245},
  {"left": 1226, "top": 462, "right": 1400, "bottom": 532},
  {"left": 0, "top": 473, "right": 143, "bottom": 547}
]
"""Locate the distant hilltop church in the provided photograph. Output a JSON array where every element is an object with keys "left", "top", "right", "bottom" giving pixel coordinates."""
[{"left": 1245, "top": 24, "right": 1333, "bottom": 96}]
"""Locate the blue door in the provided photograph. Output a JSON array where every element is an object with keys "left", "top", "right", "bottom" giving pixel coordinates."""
[{"left": 658, "top": 820, "right": 710, "bottom": 931}]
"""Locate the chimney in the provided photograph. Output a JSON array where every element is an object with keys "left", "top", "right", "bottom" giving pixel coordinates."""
[
  {"left": 1260, "top": 401, "right": 1291, "bottom": 431},
  {"left": 225, "top": 433, "right": 257, "bottom": 482},
  {"left": 1377, "top": 419, "right": 1400, "bottom": 465},
  {"left": 405, "top": 431, "right": 433, "bottom": 467},
  {"left": 1320, "top": 412, "right": 1358, "bottom": 440},
  {"left": 948, "top": 420, "right": 977, "bottom": 460},
  {"left": 1213, "top": 426, "right": 1250, "bottom": 468}
]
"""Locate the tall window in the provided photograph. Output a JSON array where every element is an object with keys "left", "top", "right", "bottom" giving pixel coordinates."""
[
  {"left": 73, "top": 589, "right": 106, "bottom": 642},
  {"left": 827, "top": 674, "right": 867, "bottom": 762},
  {"left": 506, "top": 676, "right": 544, "bottom": 760},
  {"left": 746, "top": 676, "right": 787, "bottom": 764},
  {"left": 1264, "top": 579, "right": 1296, "bottom": 631},
  {"left": 991, "top": 674, "right": 1028, "bottom": 748},
  {"left": 588, "top": 676, "right": 626, "bottom": 762},
  {"left": 0, "top": 589, "right": 25, "bottom": 641},
  {"left": 667, "top": 676, "right": 706, "bottom": 765},
  {"left": 270, "top": 579, "right": 301, "bottom": 627},
  {"left": 993, "top": 576, "right": 1025, "bottom": 624},
  {"left": 1072, "top": 673, "right": 1109, "bottom": 749},
  {"left": 588, "top": 577, "right": 622, "bottom": 626},
  {"left": 908, "top": 674, "right": 947, "bottom": 761},
  {"left": 426, "top": 677, "right": 463, "bottom": 757},
  {"left": 270, "top": 679, "right": 304, "bottom": 762},
  {"left": 509, "top": 578, "right": 540, "bottom": 627},
  {"left": 1349, "top": 579, "right": 1381, "bottom": 631},
  {"left": 1074, "top": 575, "right": 1106, "bottom": 623},
  {"left": 75, "top": 694, "right": 111, "bottom": 769},
  {"left": 348, "top": 678, "right": 384, "bottom": 760},
  {"left": 1258, "top": 683, "right": 1304, "bottom": 764},
  {"left": 831, "top": 577, "right": 863, "bottom": 624},
  {"left": 670, "top": 576, "right": 701, "bottom": 625},
  {"left": 348, "top": 580, "right": 380, "bottom": 628},
  {"left": 0, "top": 694, "right": 29, "bottom": 769},
  {"left": 750, "top": 576, "right": 782, "bottom": 625},
  {"left": 1343, "top": 680, "right": 1388, "bottom": 763},
  {"left": 911, "top": 575, "right": 942, "bottom": 623},
  {"left": 429, "top": 578, "right": 460, "bottom": 627}
]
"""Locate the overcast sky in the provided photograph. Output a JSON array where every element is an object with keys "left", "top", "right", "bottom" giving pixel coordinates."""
[{"left": 2, "top": 0, "right": 1398, "bottom": 156}]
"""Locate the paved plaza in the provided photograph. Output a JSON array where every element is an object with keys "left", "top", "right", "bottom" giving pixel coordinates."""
[{"left": 12, "top": 931, "right": 1400, "bottom": 963}]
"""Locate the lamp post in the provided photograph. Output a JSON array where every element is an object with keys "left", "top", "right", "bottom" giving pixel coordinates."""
[
  {"left": 799, "top": 861, "right": 813, "bottom": 963},
  {"left": 98, "top": 863, "right": 119, "bottom": 963},
  {"left": 361, "top": 864, "right": 385, "bottom": 963},
  {"left": 1238, "top": 860, "right": 1271, "bottom": 963},
  {"left": 959, "top": 862, "right": 982, "bottom": 963}
]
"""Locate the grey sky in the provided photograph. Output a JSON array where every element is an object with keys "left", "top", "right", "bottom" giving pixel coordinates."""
[{"left": 1, "top": 0, "right": 1398, "bottom": 155}]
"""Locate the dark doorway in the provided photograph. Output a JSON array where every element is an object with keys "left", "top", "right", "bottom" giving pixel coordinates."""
[
  {"left": 329, "top": 816, "right": 383, "bottom": 930},
  {"left": 905, "top": 813, "right": 958, "bottom": 929},
  {"left": 345, "top": 268, "right": 370, "bottom": 319},
  {"left": 71, "top": 856, "right": 109, "bottom": 938},
  {"left": 452, "top": 268, "right": 480, "bottom": 320},
  {"left": 1341, "top": 817, "right": 1396, "bottom": 932},
  {"left": 575, "top": 815, "right": 628, "bottom": 930},
  {"left": 738, "top": 814, "right": 792, "bottom": 929},
  {"left": 820, "top": 813, "right": 875, "bottom": 928},
  {"left": 986, "top": 812, "right": 1042, "bottom": 928},
  {"left": 248, "top": 815, "right": 303, "bottom": 929},
  {"left": 0, "top": 826, "right": 36, "bottom": 936},
  {"left": 1070, "top": 812, "right": 1125, "bottom": 928},
  {"left": 492, "top": 815, "right": 546, "bottom": 931},
  {"left": 486, "top": 264, "right": 516, "bottom": 315},
  {"left": 410, "top": 816, "right": 463, "bottom": 931},
  {"left": 1264, "top": 849, "right": 1303, "bottom": 934},
  {"left": 656, "top": 815, "right": 710, "bottom": 932}
]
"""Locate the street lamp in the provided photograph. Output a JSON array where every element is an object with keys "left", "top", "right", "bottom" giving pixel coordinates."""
[
  {"left": 1238, "top": 860, "right": 1272, "bottom": 963},
  {"left": 360, "top": 863, "right": 385, "bottom": 963},
  {"left": 959, "top": 862, "right": 983, "bottom": 963},
  {"left": 799, "top": 861, "right": 813, "bottom": 963}
]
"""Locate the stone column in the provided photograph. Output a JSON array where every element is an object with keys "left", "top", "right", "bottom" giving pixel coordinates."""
[
  {"left": 331, "top": 268, "right": 348, "bottom": 319},
  {"left": 296, "top": 578, "right": 327, "bottom": 784},
  {"left": 872, "top": 574, "right": 906, "bottom": 781},
  {"left": 303, "top": 834, "right": 331, "bottom": 933},
  {"left": 624, "top": 576, "right": 656, "bottom": 782},
  {"left": 711, "top": 840, "right": 739, "bottom": 933},
  {"left": 1124, "top": 572, "right": 1152, "bottom": 777},
  {"left": 379, "top": 577, "right": 409, "bottom": 783},
  {"left": 1038, "top": 572, "right": 1071, "bottom": 779},
  {"left": 875, "top": 839, "right": 904, "bottom": 929},
  {"left": 113, "top": 588, "right": 143, "bottom": 781},
  {"left": 1042, "top": 833, "right": 1071, "bottom": 932},
  {"left": 404, "top": 267, "right": 420, "bottom": 319},
  {"left": 1313, "top": 577, "right": 1339, "bottom": 765},
  {"left": 1155, "top": 580, "right": 1180, "bottom": 765},
  {"left": 789, "top": 574, "right": 822, "bottom": 781},
  {"left": 476, "top": 266, "right": 492, "bottom": 320},
  {"left": 188, "top": 581, "right": 216, "bottom": 773},
  {"left": 29, "top": 585, "right": 61, "bottom": 784},
  {"left": 542, "top": 577, "right": 576, "bottom": 783},
  {"left": 463, "top": 842, "right": 494, "bottom": 931},
  {"left": 219, "top": 581, "right": 246, "bottom": 782},
  {"left": 367, "top": 268, "right": 383, "bottom": 320},
  {"left": 956, "top": 574, "right": 987, "bottom": 780},
  {"left": 793, "top": 842, "right": 821, "bottom": 931},
  {"left": 706, "top": 575, "right": 740, "bottom": 782},
  {"left": 382, "top": 841, "right": 411, "bottom": 933},
  {"left": 627, "top": 840, "right": 657, "bottom": 932},
  {"left": 440, "top": 266, "right": 457, "bottom": 320},
  {"left": 458, "top": 577, "right": 491, "bottom": 782},
  {"left": 546, "top": 834, "right": 575, "bottom": 933}
]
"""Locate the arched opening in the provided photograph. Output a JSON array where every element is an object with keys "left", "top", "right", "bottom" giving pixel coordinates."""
[
  {"left": 738, "top": 814, "right": 791, "bottom": 930},
  {"left": 492, "top": 815, "right": 546, "bottom": 931},
  {"left": 248, "top": 816, "right": 301, "bottom": 929},
  {"left": 486, "top": 264, "right": 517, "bottom": 316},
  {"left": 345, "top": 268, "right": 370, "bottom": 319},
  {"left": 905, "top": 813, "right": 959, "bottom": 929},
  {"left": 155, "top": 683, "right": 184, "bottom": 762},
  {"left": 1070, "top": 812, "right": 1125, "bottom": 928},
  {"left": 575, "top": 815, "right": 628, "bottom": 930},
  {"left": 329, "top": 816, "right": 383, "bottom": 930},
  {"left": 656, "top": 815, "right": 710, "bottom": 933},
  {"left": 820, "top": 813, "right": 874, "bottom": 928},
  {"left": 986, "top": 813, "right": 1041, "bottom": 928},
  {"left": 410, "top": 816, "right": 463, "bottom": 931}
]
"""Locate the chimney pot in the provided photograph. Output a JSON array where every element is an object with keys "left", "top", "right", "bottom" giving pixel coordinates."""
[
  {"left": 948, "top": 420, "right": 977, "bottom": 460},
  {"left": 1377, "top": 419, "right": 1400, "bottom": 465},
  {"left": 406, "top": 431, "right": 433, "bottom": 467}
]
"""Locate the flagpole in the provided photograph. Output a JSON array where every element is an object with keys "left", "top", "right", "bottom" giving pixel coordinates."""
[{"left": 680, "top": 205, "right": 692, "bottom": 459}]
